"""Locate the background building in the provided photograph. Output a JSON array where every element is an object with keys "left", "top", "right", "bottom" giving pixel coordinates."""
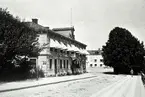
[
  {"left": 26, "top": 19, "right": 88, "bottom": 77},
  {"left": 86, "top": 49, "right": 104, "bottom": 68}
]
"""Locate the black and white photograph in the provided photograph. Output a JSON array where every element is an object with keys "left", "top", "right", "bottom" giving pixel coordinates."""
[{"left": 0, "top": 0, "right": 145, "bottom": 97}]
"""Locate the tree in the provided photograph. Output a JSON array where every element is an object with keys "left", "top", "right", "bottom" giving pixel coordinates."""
[
  {"left": 102, "top": 27, "right": 145, "bottom": 74},
  {"left": 0, "top": 8, "right": 40, "bottom": 73}
]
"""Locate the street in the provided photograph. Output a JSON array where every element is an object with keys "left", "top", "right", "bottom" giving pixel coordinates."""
[
  {"left": 0, "top": 67, "right": 128, "bottom": 97},
  {"left": 1, "top": 1, "right": 145, "bottom": 97}
]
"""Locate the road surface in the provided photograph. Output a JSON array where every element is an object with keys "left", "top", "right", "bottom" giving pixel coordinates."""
[{"left": 0, "top": 67, "right": 144, "bottom": 97}]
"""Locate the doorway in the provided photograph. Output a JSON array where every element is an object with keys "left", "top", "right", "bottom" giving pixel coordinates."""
[{"left": 54, "top": 59, "right": 57, "bottom": 75}]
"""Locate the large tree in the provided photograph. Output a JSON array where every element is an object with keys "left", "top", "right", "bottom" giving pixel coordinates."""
[
  {"left": 0, "top": 8, "right": 40, "bottom": 72},
  {"left": 102, "top": 27, "right": 145, "bottom": 74}
]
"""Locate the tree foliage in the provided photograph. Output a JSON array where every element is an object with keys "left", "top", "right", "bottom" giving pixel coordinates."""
[
  {"left": 0, "top": 8, "right": 40, "bottom": 72},
  {"left": 102, "top": 27, "right": 145, "bottom": 74}
]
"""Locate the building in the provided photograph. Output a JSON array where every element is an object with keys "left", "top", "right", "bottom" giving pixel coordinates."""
[
  {"left": 25, "top": 19, "right": 88, "bottom": 77},
  {"left": 86, "top": 49, "right": 104, "bottom": 68}
]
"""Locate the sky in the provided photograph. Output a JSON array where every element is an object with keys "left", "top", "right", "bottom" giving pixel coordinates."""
[{"left": 0, "top": 0, "right": 145, "bottom": 50}]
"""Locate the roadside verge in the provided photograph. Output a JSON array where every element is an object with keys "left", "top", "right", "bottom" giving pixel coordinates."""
[{"left": 0, "top": 73, "right": 97, "bottom": 93}]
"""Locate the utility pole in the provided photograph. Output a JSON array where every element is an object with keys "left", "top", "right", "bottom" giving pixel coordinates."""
[{"left": 70, "top": 8, "right": 72, "bottom": 26}]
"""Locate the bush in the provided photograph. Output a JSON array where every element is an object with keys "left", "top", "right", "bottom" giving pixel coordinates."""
[{"left": 28, "top": 68, "right": 45, "bottom": 78}]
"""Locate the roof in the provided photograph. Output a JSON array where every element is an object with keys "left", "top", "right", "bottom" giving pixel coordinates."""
[
  {"left": 49, "top": 28, "right": 86, "bottom": 47},
  {"left": 52, "top": 27, "right": 75, "bottom": 31},
  {"left": 24, "top": 22, "right": 48, "bottom": 31},
  {"left": 52, "top": 27, "right": 75, "bottom": 40},
  {"left": 25, "top": 22, "right": 87, "bottom": 47},
  {"left": 87, "top": 50, "right": 102, "bottom": 55}
]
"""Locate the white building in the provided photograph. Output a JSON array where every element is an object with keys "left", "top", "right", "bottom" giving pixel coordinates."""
[
  {"left": 86, "top": 50, "right": 104, "bottom": 68},
  {"left": 26, "top": 19, "right": 88, "bottom": 77}
]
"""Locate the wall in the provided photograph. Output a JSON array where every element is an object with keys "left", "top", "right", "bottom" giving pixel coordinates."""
[
  {"left": 38, "top": 34, "right": 50, "bottom": 54},
  {"left": 37, "top": 32, "right": 87, "bottom": 77},
  {"left": 86, "top": 55, "right": 104, "bottom": 68},
  {"left": 37, "top": 34, "right": 50, "bottom": 76}
]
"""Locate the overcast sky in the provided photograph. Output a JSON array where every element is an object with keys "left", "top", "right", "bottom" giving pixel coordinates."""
[{"left": 1, "top": 0, "right": 145, "bottom": 50}]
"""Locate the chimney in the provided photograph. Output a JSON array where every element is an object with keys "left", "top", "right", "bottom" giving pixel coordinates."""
[{"left": 32, "top": 18, "right": 38, "bottom": 24}]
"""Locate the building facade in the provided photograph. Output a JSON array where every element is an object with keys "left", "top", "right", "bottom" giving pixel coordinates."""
[
  {"left": 86, "top": 49, "right": 104, "bottom": 68},
  {"left": 26, "top": 19, "right": 88, "bottom": 77}
]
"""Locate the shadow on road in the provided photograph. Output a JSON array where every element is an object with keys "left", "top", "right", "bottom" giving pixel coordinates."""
[
  {"left": 103, "top": 71, "right": 140, "bottom": 76},
  {"left": 103, "top": 71, "right": 117, "bottom": 75}
]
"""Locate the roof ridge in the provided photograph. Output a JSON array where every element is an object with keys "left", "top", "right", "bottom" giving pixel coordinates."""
[{"left": 52, "top": 27, "right": 75, "bottom": 31}]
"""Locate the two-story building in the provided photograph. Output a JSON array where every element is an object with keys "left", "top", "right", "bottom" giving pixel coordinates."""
[
  {"left": 86, "top": 49, "right": 104, "bottom": 68},
  {"left": 25, "top": 19, "right": 88, "bottom": 77}
]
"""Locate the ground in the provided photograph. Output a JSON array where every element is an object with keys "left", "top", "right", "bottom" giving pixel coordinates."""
[{"left": 0, "top": 67, "right": 128, "bottom": 97}]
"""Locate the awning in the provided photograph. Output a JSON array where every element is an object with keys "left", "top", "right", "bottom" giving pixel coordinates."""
[
  {"left": 50, "top": 38, "right": 62, "bottom": 49},
  {"left": 74, "top": 46, "right": 80, "bottom": 52},
  {"left": 50, "top": 38, "right": 70, "bottom": 50},
  {"left": 67, "top": 44, "right": 78, "bottom": 52},
  {"left": 73, "top": 45, "right": 79, "bottom": 52},
  {"left": 83, "top": 50, "right": 89, "bottom": 55},
  {"left": 60, "top": 42, "right": 68, "bottom": 50},
  {"left": 50, "top": 38, "right": 56, "bottom": 48},
  {"left": 66, "top": 44, "right": 72, "bottom": 51},
  {"left": 50, "top": 38, "right": 88, "bottom": 54}
]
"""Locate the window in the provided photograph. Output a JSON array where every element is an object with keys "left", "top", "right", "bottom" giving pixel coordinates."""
[
  {"left": 60, "top": 60, "right": 62, "bottom": 69},
  {"left": 90, "top": 64, "right": 92, "bottom": 67},
  {"left": 67, "top": 51, "right": 69, "bottom": 55},
  {"left": 60, "top": 50, "right": 63, "bottom": 53},
  {"left": 64, "top": 51, "right": 66, "bottom": 54},
  {"left": 54, "top": 49, "right": 57, "bottom": 52},
  {"left": 100, "top": 64, "right": 103, "bottom": 67},
  {"left": 94, "top": 59, "right": 97, "bottom": 62},
  {"left": 43, "top": 61, "right": 47, "bottom": 65},
  {"left": 64, "top": 60, "right": 66, "bottom": 68},
  {"left": 100, "top": 59, "right": 103, "bottom": 62},
  {"left": 49, "top": 59, "right": 52, "bottom": 69},
  {"left": 95, "top": 64, "right": 97, "bottom": 66},
  {"left": 50, "top": 48, "right": 53, "bottom": 52},
  {"left": 29, "top": 59, "right": 37, "bottom": 68}
]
